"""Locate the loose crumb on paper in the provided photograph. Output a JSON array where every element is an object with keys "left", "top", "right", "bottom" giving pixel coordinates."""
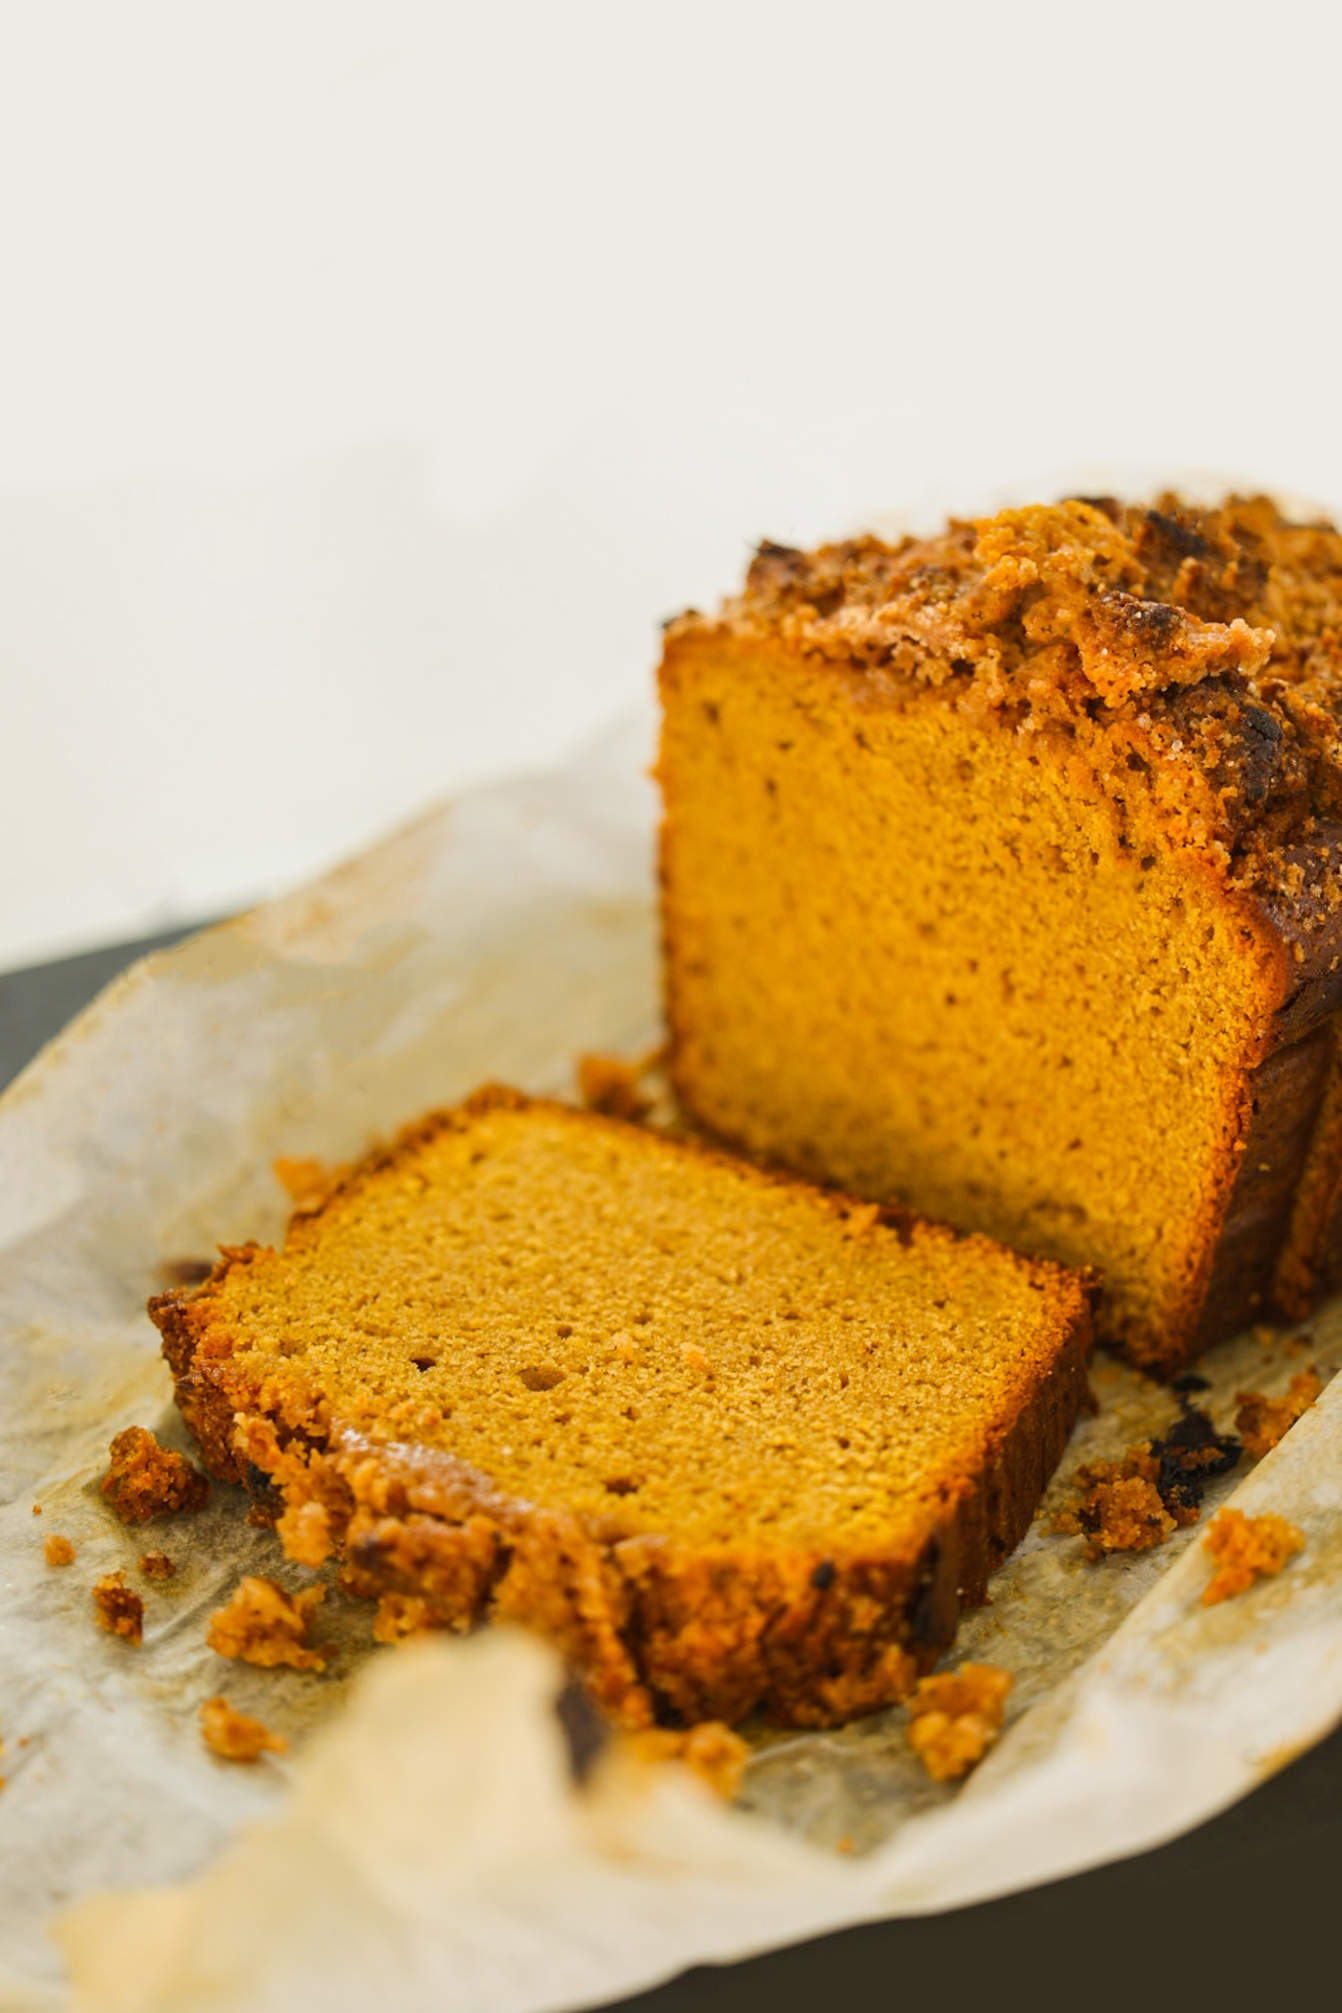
[
  {"left": 100, "top": 1426, "right": 210, "bottom": 1523},
  {"left": 139, "top": 1552, "right": 176, "bottom": 1581},
  {"left": 629, "top": 1721, "right": 748, "bottom": 1800},
  {"left": 44, "top": 1534, "right": 76, "bottom": 1567},
  {"left": 199, "top": 1696, "right": 288, "bottom": 1764},
  {"left": 907, "top": 1663, "right": 1012, "bottom": 1782},
  {"left": 1234, "top": 1370, "right": 1323, "bottom": 1460},
  {"left": 93, "top": 1573, "right": 144, "bottom": 1646},
  {"left": 1054, "top": 1463, "right": 1176, "bottom": 1556},
  {"left": 1052, "top": 1400, "right": 1242, "bottom": 1557},
  {"left": 1202, "top": 1509, "right": 1305, "bottom": 1605},
  {"left": 207, "top": 1577, "right": 331, "bottom": 1672}
]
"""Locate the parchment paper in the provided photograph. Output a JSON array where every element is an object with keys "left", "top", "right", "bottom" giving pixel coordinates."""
[{"left": 3, "top": 713, "right": 1342, "bottom": 2013}]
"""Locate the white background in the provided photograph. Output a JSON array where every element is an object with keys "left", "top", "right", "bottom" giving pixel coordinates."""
[{"left": 2, "top": 0, "right": 1340, "bottom": 971}]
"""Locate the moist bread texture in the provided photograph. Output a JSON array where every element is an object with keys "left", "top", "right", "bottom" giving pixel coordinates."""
[
  {"left": 152, "top": 1087, "right": 1092, "bottom": 1728},
  {"left": 658, "top": 495, "right": 1342, "bottom": 1376}
]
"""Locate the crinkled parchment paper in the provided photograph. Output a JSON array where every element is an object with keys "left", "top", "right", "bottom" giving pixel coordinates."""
[{"left": 4, "top": 714, "right": 1342, "bottom": 2013}]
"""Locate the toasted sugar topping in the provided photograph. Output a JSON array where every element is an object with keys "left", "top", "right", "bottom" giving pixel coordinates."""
[
  {"left": 172, "top": 1095, "right": 1087, "bottom": 1554},
  {"left": 672, "top": 495, "right": 1342, "bottom": 896}
]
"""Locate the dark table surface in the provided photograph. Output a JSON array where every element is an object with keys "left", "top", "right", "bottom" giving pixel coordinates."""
[{"left": 3, "top": 928, "right": 1339, "bottom": 2010}]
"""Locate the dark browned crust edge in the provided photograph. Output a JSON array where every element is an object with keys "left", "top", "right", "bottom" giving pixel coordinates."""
[
  {"left": 150, "top": 1088, "right": 1095, "bottom": 1730},
  {"left": 1191, "top": 833, "right": 1342, "bottom": 1356}
]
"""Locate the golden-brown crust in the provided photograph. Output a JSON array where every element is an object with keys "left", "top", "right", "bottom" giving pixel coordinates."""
[{"left": 151, "top": 1089, "right": 1095, "bottom": 1730}]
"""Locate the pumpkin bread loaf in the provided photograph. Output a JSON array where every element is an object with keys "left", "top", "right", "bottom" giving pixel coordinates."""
[
  {"left": 151, "top": 1086, "right": 1092, "bottom": 1729},
  {"left": 658, "top": 496, "right": 1342, "bottom": 1376}
]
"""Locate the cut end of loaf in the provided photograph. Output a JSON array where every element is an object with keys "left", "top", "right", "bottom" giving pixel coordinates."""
[{"left": 152, "top": 1086, "right": 1093, "bottom": 1727}]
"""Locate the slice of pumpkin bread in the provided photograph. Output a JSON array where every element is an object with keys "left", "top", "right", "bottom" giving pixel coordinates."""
[
  {"left": 151, "top": 1087, "right": 1092, "bottom": 1730},
  {"left": 659, "top": 496, "right": 1342, "bottom": 1376}
]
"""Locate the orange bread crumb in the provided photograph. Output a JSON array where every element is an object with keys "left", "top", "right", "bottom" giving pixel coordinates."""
[
  {"left": 630, "top": 1721, "right": 749, "bottom": 1800},
  {"left": 93, "top": 1572, "right": 144, "bottom": 1645},
  {"left": 1053, "top": 1400, "right": 1242, "bottom": 1555},
  {"left": 100, "top": 1426, "right": 209, "bottom": 1523},
  {"left": 1234, "top": 1370, "right": 1323, "bottom": 1460},
  {"left": 1054, "top": 1463, "right": 1176, "bottom": 1557},
  {"left": 207, "top": 1577, "right": 330, "bottom": 1672},
  {"left": 139, "top": 1551, "right": 176, "bottom": 1580},
  {"left": 578, "top": 1052, "right": 653, "bottom": 1122},
  {"left": 1202, "top": 1508, "right": 1305, "bottom": 1604},
  {"left": 907, "top": 1663, "right": 1012, "bottom": 1782},
  {"left": 43, "top": 1534, "right": 75, "bottom": 1567},
  {"left": 273, "top": 1156, "right": 342, "bottom": 1210},
  {"left": 199, "top": 1696, "right": 287, "bottom": 1763}
]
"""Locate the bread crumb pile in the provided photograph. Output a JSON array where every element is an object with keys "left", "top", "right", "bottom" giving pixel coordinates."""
[
  {"left": 1055, "top": 1463, "right": 1175, "bottom": 1556},
  {"left": 1052, "top": 1399, "right": 1243, "bottom": 1558}
]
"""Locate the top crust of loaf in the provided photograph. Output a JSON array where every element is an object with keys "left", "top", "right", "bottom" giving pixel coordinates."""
[{"left": 666, "top": 496, "right": 1342, "bottom": 913}]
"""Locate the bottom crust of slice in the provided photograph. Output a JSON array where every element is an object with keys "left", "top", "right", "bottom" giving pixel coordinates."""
[{"left": 156, "top": 1289, "right": 1092, "bottom": 1730}]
